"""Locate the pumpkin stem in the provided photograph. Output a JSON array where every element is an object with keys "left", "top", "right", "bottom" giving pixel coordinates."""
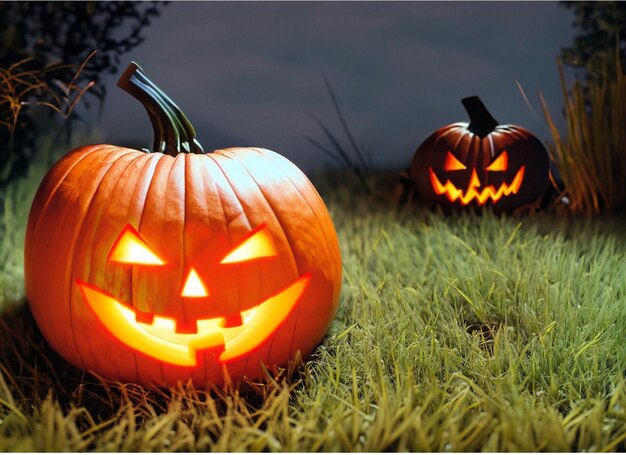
[
  {"left": 117, "top": 62, "right": 204, "bottom": 155},
  {"left": 461, "top": 96, "right": 498, "bottom": 138}
]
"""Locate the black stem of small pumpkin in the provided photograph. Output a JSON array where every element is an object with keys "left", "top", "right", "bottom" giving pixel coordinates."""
[
  {"left": 461, "top": 96, "right": 498, "bottom": 138},
  {"left": 117, "top": 62, "right": 204, "bottom": 155}
]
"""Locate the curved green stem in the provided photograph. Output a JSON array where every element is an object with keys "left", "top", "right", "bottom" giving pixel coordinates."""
[{"left": 117, "top": 62, "right": 204, "bottom": 156}]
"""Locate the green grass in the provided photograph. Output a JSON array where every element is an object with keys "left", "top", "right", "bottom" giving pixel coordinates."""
[{"left": 1, "top": 168, "right": 626, "bottom": 451}]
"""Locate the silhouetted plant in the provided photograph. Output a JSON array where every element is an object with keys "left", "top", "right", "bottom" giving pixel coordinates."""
[
  {"left": 0, "top": 54, "right": 94, "bottom": 145},
  {"left": 560, "top": 1, "right": 626, "bottom": 84},
  {"left": 306, "top": 76, "right": 373, "bottom": 194},
  {"left": 0, "top": 1, "right": 164, "bottom": 185}
]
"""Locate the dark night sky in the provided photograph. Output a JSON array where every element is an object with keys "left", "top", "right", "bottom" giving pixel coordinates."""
[{"left": 96, "top": 2, "right": 576, "bottom": 174}]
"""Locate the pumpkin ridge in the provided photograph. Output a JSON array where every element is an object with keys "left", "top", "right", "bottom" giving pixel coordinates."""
[
  {"left": 229, "top": 150, "right": 324, "bottom": 362},
  {"left": 191, "top": 154, "right": 229, "bottom": 240},
  {"left": 248, "top": 147, "right": 342, "bottom": 296},
  {"left": 170, "top": 156, "right": 191, "bottom": 331},
  {"left": 210, "top": 151, "right": 298, "bottom": 320},
  {"left": 63, "top": 149, "right": 132, "bottom": 370},
  {"left": 216, "top": 150, "right": 302, "bottom": 279},
  {"left": 445, "top": 127, "right": 467, "bottom": 154},
  {"left": 181, "top": 156, "right": 236, "bottom": 350},
  {"left": 57, "top": 149, "right": 133, "bottom": 365},
  {"left": 134, "top": 154, "right": 187, "bottom": 385},
  {"left": 28, "top": 147, "right": 123, "bottom": 369},
  {"left": 133, "top": 154, "right": 170, "bottom": 319},
  {"left": 205, "top": 152, "right": 250, "bottom": 294},
  {"left": 202, "top": 153, "right": 251, "bottom": 337},
  {"left": 209, "top": 150, "right": 304, "bottom": 367},
  {"left": 71, "top": 151, "right": 141, "bottom": 374},
  {"left": 153, "top": 156, "right": 188, "bottom": 313},
  {"left": 251, "top": 148, "right": 329, "bottom": 230},
  {"left": 27, "top": 145, "right": 112, "bottom": 241},
  {"left": 24, "top": 146, "right": 99, "bottom": 332},
  {"left": 113, "top": 153, "right": 164, "bottom": 384},
  {"left": 205, "top": 153, "right": 250, "bottom": 228},
  {"left": 99, "top": 152, "right": 162, "bottom": 382}
]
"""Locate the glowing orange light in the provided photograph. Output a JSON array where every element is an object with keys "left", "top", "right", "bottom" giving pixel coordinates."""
[
  {"left": 218, "top": 273, "right": 310, "bottom": 362},
  {"left": 77, "top": 280, "right": 214, "bottom": 365},
  {"left": 429, "top": 166, "right": 525, "bottom": 205},
  {"left": 76, "top": 274, "right": 310, "bottom": 366},
  {"left": 220, "top": 224, "right": 277, "bottom": 264},
  {"left": 181, "top": 267, "right": 209, "bottom": 297},
  {"left": 444, "top": 151, "right": 467, "bottom": 171},
  {"left": 108, "top": 224, "right": 166, "bottom": 265},
  {"left": 486, "top": 151, "right": 508, "bottom": 172}
]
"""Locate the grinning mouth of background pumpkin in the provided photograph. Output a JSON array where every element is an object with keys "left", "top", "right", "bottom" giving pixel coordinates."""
[
  {"left": 429, "top": 167, "right": 525, "bottom": 205},
  {"left": 76, "top": 274, "right": 310, "bottom": 367}
]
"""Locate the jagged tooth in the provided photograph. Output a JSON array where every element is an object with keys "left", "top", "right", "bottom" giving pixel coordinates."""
[
  {"left": 150, "top": 314, "right": 177, "bottom": 334},
  {"left": 220, "top": 313, "right": 243, "bottom": 328},
  {"left": 215, "top": 317, "right": 228, "bottom": 328},
  {"left": 174, "top": 320, "right": 198, "bottom": 335}
]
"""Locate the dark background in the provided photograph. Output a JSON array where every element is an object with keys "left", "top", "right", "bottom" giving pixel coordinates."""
[{"left": 94, "top": 2, "right": 575, "bottom": 173}]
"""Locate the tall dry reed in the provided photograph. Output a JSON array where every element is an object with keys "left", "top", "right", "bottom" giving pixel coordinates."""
[{"left": 541, "top": 55, "right": 626, "bottom": 215}]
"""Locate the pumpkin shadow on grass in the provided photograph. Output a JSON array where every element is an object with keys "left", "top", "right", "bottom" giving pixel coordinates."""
[
  {"left": 0, "top": 301, "right": 125, "bottom": 417},
  {"left": 0, "top": 301, "right": 308, "bottom": 425}
]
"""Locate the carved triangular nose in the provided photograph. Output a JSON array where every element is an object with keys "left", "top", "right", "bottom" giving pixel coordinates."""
[
  {"left": 469, "top": 168, "right": 481, "bottom": 189},
  {"left": 181, "top": 267, "right": 209, "bottom": 297}
]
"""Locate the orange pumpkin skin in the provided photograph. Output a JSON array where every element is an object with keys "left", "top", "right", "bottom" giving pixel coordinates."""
[{"left": 24, "top": 65, "right": 342, "bottom": 387}]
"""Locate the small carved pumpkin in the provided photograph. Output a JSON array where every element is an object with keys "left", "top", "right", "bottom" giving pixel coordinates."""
[
  {"left": 410, "top": 96, "right": 549, "bottom": 212},
  {"left": 24, "top": 63, "right": 342, "bottom": 387}
]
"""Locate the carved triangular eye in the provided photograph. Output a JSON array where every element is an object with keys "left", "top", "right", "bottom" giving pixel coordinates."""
[
  {"left": 108, "top": 224, "right": 166, "bottom": 265},
  {"left": 486, "top": 151, "right": 508, "bottom": 172},
  {"left": 220, "top": 224, "right": 277, "bottom": 264},
  {"left": 444, "top": 151, "right": 467, "bottom": 171}
]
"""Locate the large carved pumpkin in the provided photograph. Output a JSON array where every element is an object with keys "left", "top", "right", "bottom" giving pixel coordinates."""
[
  {"left": 24, "top": 63, "right": 342, "bottom": 387},
  {"left": 410, "top": 96, "right": 549, "bottom": 212}
]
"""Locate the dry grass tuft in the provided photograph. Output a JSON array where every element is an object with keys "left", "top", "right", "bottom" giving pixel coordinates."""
[
  {"left": 0, "top": 51, "right": 95, "bottom": 142},
  {"left": 541, "top": 55, "right": 626, "bottom": 215}
]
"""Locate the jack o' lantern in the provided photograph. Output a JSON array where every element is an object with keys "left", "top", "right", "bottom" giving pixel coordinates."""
[
  {"left": 410, "top": 96, "right": 549, "bottom": 212},
  {"left": 24, "top": 62, "right": 342, "bottom": 387}
]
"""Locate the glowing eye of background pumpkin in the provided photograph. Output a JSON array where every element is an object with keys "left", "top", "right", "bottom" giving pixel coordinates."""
[
  {"left": 444, "top": 151, "right": 467, "bottom": 171},
  {"left": 108, "top": 224, "right": 166, "bottom": 265},
  {"left": 220, "top": 225, "right": 277, "bottom": 264},
  {"left": 486, "top": 151, "right": 509, "bottom": 172}
]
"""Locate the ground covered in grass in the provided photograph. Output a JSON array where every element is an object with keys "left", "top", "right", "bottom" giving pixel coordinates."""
[{"left": 1, "top": 169, "right": 625, "bottom": 451}]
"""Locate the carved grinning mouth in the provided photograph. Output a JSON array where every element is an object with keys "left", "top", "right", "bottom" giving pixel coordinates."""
[
  {"left": 77, "top": 274, "right": 310, "bottom": 366},
  {"left": 429, "top": 167, "right": 525, "bottom": 205}
]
